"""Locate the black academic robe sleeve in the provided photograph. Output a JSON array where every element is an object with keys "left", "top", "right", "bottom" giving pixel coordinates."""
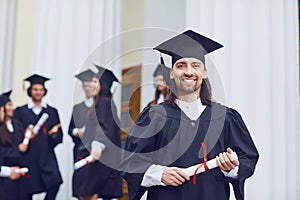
[
  {"left": 95, "top": 98, "right": 121, "bottom": 148},
  {"left": 121, "top": 106, "right": 165, "bottom": 200},
  {"left": 68, "top": 112, "right": 77, "bottom": 142},
  {"left": 47, "top": 107, "right": 63, "bottom": 148},
  {"left": 121, "top": 103, "right": 259, "bottom": 200},
  {"left": 0, "top": 121, "right": 24, "bottom": 162},
  {"left": 224, "top": 108, "right": 259, "bottom": 200}
]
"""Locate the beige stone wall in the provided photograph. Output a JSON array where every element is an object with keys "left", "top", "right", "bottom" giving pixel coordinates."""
[
  {"left": 120, "top": 0, "right": 144, "bottom": 69},
  {"left": 12, "top": 0, "right": 35, "bottom": 107}
]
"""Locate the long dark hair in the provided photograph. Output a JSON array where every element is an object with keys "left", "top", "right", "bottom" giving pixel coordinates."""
[
  {"left": 150, "top": 86, "right": 170, "bottom": 106},
  {"left": 167, "top": 78, "right": 213, "bottom": 107},
  {"left": 94, "top": 82, "right": 112, "bottom": 107},
  {"left": 0, "top": 104, "right": 13, "bottom": 146}
]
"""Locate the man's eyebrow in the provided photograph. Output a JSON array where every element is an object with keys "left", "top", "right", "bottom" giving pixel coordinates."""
[
  {"left": 191, "top": 61, "right": 202, "bottom": 64},
  {"left": 175, "top": 61, "right": 187, "bottom": 65}
]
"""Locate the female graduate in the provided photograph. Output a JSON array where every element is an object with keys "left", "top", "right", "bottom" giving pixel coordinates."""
[
  {"left": 93, "top": 65, "right": 123, "bottom": 200},
  {"left": 0, "top": 90, "right": 28, "bottom": 199},
  {"left": 72, "top": 65, "right": 123, "bottom": 200},
  {"left": 146, "top": 64, "right": 171, "bottom": 107}
]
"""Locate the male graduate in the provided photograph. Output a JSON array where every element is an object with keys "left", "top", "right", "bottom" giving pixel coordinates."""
[
  {"left": 14, "top": 74, "right": 63, "bottom": 200},
  {"left": 121, "top": 30, "right": 259, "bottom": 200}
]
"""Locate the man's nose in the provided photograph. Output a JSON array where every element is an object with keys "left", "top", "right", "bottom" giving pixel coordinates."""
[{"left": 185, "top": 64, "right": 194, "bottom": 76}]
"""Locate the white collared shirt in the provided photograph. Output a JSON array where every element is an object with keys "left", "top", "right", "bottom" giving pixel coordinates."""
[
  {"left": 6, "top": 119, "right": 14, "bottom": 132},
  {"left": 157, "top": 94, "right": 165, "bottom": 104},
  {"left": 27, "top": 99, "right": 47, "bottom": 115},
  {"left": 84, "top": 97, "right": 94, "bottom": 108},
  {"left": 175, "top": 98, "right": 206, "bottom": 120},
  {"left": 0, "top": 166, "right": 11, "bottom": 177}
]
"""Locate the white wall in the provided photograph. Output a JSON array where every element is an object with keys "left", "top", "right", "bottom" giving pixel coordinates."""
[
  {"left": 0, "top": 0, "right": 16, "bottom": 92},
  {"left": 141, "top": 0, "right": 186, "bottom": 109},
  {"left": 28, "top": 0, "right": 122, "bottom": 199},
  {"left": 186, "top": 0, "right": 300, "bottom": 199}
]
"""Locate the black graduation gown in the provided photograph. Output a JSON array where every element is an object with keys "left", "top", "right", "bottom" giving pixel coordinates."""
[
  {"left": 68, "top": 102, "right": 104, "bottom": 197},
  {"left": 0, "top": 120, "right": 25, "bottom": 200},
  {"left": 93, "top": 97, "right": 123, "bottom": 198},
  {"left": 13, "top": 105, "right": 63, "bottom": 194},
  {"left": 68, "top": 102, "right": 91, "bottom": 163},
  {"left": 121, "top": 102, "right": 259, "bottom": 200}
]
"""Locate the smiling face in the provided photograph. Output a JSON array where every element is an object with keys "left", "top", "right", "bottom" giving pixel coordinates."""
[
  {"left": 4, "top": 101, "right": 13, "bottom": 120},
  {"left": 154, "top": 75, "right": 167, "bottom": 92},
  {"left": 82, "top": 80, "right": 94, "bottom": 98},
  {"left": 170, "top": 57, "right": 207, "bottom": 101},
  {"left": 31, "top": 84, "right": 46, "bottom": 102},
  {"left": 91, "top": 77, "right": 101, "bottom": 96}
]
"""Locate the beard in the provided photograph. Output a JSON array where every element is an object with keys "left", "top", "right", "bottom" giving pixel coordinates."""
[{"left": 175, "top": 78, "right": 201, "bottom": 96}]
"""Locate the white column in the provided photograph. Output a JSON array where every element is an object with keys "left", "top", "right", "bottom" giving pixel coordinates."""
[
  {"left": 0, "top": 0, "right": 17, "bottom": 91},
  {"left": 30, "top": 1, "right": 121, "bottom": 199},
  {"left": 186, "top": 0, "right": 299, "bottom": 199}
]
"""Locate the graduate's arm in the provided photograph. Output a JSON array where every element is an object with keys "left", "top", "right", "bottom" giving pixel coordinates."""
[
  {"left": 0, "top": 166, "right": 22, "bottom": 180},
  {"left": 67, "top": 112, "right": 84, "bottom": 142},
  {"left": 48, "top": 109, "right": 63, "bottom": 147},
  {"left": 92, "top": 98, "right": 120, "bottom": 160},
  {"left": 1, "top": 144, "right": 22, "bottom": 158},
  {"left": 225, "top": 108, "right": 259, "bottom": 199},
  {"left": 68, "top": 112, "right": 77, "bottom": 141},
  {"left": 90, "top": 140, "right": 105, "bottom": 161},
  {"left": 95, "top": 98, "right": 120, "bottom": 143},
  {"left": 12, "top": 107, "right": 23, "bottom": 123}
]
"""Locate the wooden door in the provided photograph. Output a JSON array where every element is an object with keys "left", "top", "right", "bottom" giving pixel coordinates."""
[{"left": 119, "top": 65, "right": 141, "bottom": 200}]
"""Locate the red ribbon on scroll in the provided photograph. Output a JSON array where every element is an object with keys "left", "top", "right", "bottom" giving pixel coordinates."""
[{"left": 193, "top": 142, "right": 209, "bottom": 185}]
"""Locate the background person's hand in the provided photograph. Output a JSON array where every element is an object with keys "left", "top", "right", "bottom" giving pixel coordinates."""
[
  {"left": 48, "top": 124, "right": 61, "bottom": 135},
  {"left": 77, "top": 127, "right": 85, "bottom": 138},
  {"left": 18, "top": 143, "right": 28, "bottom": 152},
  {"left": 91, "top": 149, "right": 102, "bottom": 162},
  {"left": 9, "top": 167, "right": 22, "bottom": 180}
]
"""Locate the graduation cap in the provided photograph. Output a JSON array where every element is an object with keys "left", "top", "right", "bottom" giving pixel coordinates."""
[
  {"left": 154, "top": 30, "right": 223, "bottom": 66},
  {"left": 24, "top": 74, "right": 50, "bottom": 87},
  {"left": 153, "top": 64, "right": 171, "bottom": 85},
  {"left": 0, "top": 90, "right": 12, "bottom": 106},
  {"left": 75, "top": 69, "right": 95, "bottom": 82},
  {"left": 94, "top": 64, "right": 119, "bottom": 89}
]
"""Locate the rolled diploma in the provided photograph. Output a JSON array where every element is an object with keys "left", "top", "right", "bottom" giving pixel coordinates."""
[
  {"left": 33, "top": 113, "right": 49, "bottom": 133},
  {"left": 15, "top": 167, "right": 29, "bottom": 174},
  {"left": 22, "top": 125, "right": 34, "bottom": 144},
  {"left": 74, "top": 155, "right": 93, "bottom": 170},
  {"left": 182, "top": 152, "right": 238, "bottom": 176}
]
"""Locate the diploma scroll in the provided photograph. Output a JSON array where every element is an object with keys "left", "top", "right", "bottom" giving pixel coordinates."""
[
  {"left": 15, "top": 167, "right": 29, "bottom": 174},
  {"left": 182, "top": 152, "right": 238, "bottom": 176},
  {"left": 73, "top": 155, "right": 93, "bottom": 170},
  {"left": 22, "top": 125, "right": 34, "bottom": 145},
  {"left": 33, "top": 113, "right": 49, "bottom": 133}
]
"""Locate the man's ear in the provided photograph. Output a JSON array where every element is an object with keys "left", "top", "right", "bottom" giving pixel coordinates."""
[
  {"left": 202, "top": 69, "right": 208, "bottom": 79},
  {"left": 170, "top": 69, "right": 174, "bottom": 79}
]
